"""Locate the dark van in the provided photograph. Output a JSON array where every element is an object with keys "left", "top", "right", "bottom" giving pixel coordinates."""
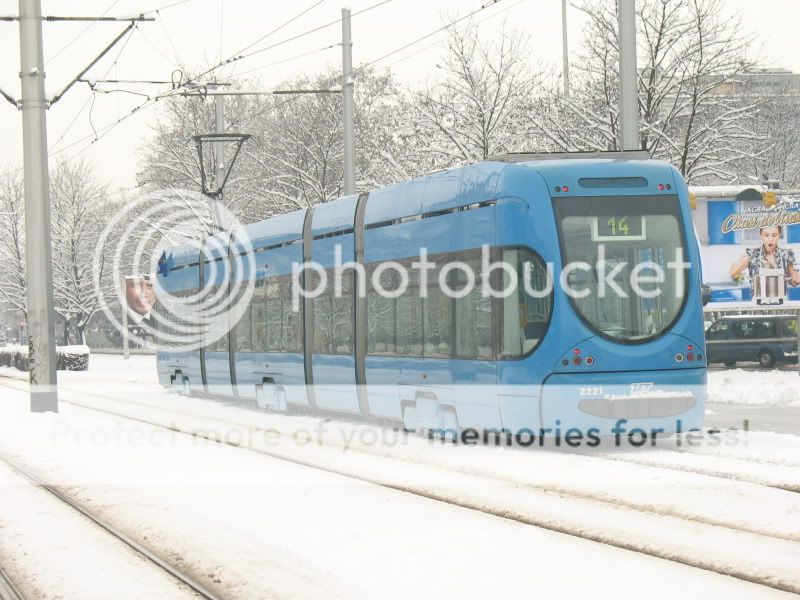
[{"left": 705, "top": 315, "right": 799, "bottom": 368}]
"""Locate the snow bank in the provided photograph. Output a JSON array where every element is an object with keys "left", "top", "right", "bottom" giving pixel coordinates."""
[
  {"left": 708, "top": 369, "right": 800, "bottom": 407},
  {"left": 0, "top": 344, "right": 89, "bottom": 372}
]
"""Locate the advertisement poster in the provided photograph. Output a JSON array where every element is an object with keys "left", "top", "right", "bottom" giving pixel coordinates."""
[
  {"left": 698, "top": 197, "right": 800, "bottom": 308},
  {"left": 124, "top": 274, "right": 157, "bottom": 333}
]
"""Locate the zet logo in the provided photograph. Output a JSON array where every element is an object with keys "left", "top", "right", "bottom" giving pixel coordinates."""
[{"left": 630, "top": 382, "right": 654, "bottom": 394}]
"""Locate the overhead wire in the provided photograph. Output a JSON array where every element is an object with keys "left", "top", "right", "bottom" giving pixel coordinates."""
[
  {"left": 373, "top": 0, "right": 527, "bottom": 73},
  {"left": 45, "top": 0, "right": 121, "bottom": 66},
  {"left": 41, "top": 0, "right": 506, "bottom": 181},
  {"left": 157, "top": 9, "right": 184, "bottom": 66},
  {"left": 136, "top": 23, "right": 181, "bottom": 67},
  {"left": 140, "top": 0, "right": 195, "bottom": 16},
  {"left": 49, "top": 20, "right": 139, "bottom": 154},
  {"left": 232, "top": 0, "right": 327, "bottom": 57},
  {"left": 176, "top": 0, "right": 391, "bottom": 92},
  {"left": 353, "top": 0, "right": 506, "bottom": 77},
  {"left": 231, "top": 45, "right": 338, "bottom": 79},
  {"left": 68, "top": 0, "right": 497, "bottom": 158},
  {"left": 219, "top": 0, "right": 224, "bottom": 64}
]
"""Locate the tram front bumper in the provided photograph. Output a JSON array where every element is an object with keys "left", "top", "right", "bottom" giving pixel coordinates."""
[{"left": 540, "top": 367, "right": 706, "bottom": 437}]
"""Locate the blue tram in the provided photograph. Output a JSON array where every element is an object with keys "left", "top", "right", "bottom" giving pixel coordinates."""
[{"left": 156, "top": 151, "right": 707, "bottom": 438}]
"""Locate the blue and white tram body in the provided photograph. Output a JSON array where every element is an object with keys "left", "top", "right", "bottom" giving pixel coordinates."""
[{"left": 157, "top": 152, "right": 707, "bottom": 437}]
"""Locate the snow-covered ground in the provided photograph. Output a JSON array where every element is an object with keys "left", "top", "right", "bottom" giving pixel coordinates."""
[
  {"left": 0, "top": 459, "right": 200, "bottom": 600},
  {"left": 1, "top": 354, "right": 799, "bottom": 598},
  {"left": 708, "top": 368, "right": 800, "bottom": 407}
]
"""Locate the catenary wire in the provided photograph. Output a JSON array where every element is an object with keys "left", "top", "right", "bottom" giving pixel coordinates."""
[
  {"left": 232, "top": 0, "right": 328, "bottom": 58},
  {"left": 45, "top": 0, "right": 121, "bottom": 66},
  {"left": 49, "top": 21, "right": 139, "bottom": 154},
  {"left": 179, "top": 0, "right": 392, "bottom": 91},
  {"left": 353, "top": 0, "right": 506, "bottom": 76}
]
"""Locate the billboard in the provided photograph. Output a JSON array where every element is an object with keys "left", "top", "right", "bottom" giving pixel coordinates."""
[
  {"left": 697, "top": 196, "right": 800, "bottom": 308},
  {"left": 124, "top": 274, "right": 157, "bottom": 332}
]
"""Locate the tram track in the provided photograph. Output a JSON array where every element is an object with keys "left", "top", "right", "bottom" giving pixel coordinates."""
[
  {"left": 0, "top": 377, "right": 798, "bottom": 595},
  {"left": 0, "top": 566, "right": 24, "bottom": 600},
  {"left": 3, "top": 368, "right": 793, "bottom": 487},
  {"left": 2, "top": 375, "right": 799, "bottom": 535},
  {"left": 0, "top": 450, "right": 223, "bottom": 600},
  {"left": 25, "top": 375, "right": 800, "bottom": 493}
]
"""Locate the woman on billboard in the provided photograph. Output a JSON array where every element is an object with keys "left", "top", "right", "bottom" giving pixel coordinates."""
[{"left": 729, "top": 225, "right": 800, "bottom": 303}]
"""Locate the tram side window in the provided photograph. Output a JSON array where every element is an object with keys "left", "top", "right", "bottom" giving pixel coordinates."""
[
  {"left": 367, "top": 265, "right": 397, "bottom": 354},
  {"left": 234, "top": 298, "right": 253, "bottom": 352},
  {"left": 251, "top": 279, "right": 267, "bottom": 352},
  {"left": 453, "top": 256, "right": 492, "bottom": 359},
  {"left": 396, "top": 269, "right": 423, "bottom": 355},
  {"left": 206, "top": 285, "right": 230, "bottom": 352},
  {"left": 500, "top": 249, "right": 551, "bottom": 358},
  {"left": 283, "top": 277, "right": 302, "bottom": 353},
  {"left": 313, "top": 271, "right": 333, "bottom": 354},
  {"left": 332, "top": 274, "right": 354, "bottom": 354},
  {"left": 265, "top": 280, "right": 284, "bottom": 351},
  {"left": 364, "top": 247, "right": 550, "bottom": 360},
  {"left": 424, "top": 264, "right": 452, "bottom": 357},
  {"left": 246, "top": 276, "right": 301, "bottom": 353}
]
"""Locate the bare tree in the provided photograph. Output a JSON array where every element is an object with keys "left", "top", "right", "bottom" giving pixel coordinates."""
[
  {"left": 413, "top": 21, "right": 537, "bottom": 166},
  {"left": 0, "top": 169, "right": 27, "bottom": 320},
  {"left": 532, "top": 0, "right": 763, "bottom": 183},
  {"left": 139, "top": 68, "right": 413, "bottom": 221},
  {"left": 744, "top": 93, "right": 800, "bottom": 187},
  {"left": 50, "top": 158, "right": 113, "bottom": 344}
]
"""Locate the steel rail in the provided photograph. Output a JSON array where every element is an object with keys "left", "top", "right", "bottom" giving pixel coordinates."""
[
  {"left": 0, "top": 453, "right": 223, "bottom": 600},
  {"left": 0, "top": 377, "right": 796, "bottom": 594}
]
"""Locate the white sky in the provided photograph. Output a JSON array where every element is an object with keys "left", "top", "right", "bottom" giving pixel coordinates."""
[{"left": 0, "top": 0, "right": 798, "bottom": 189}]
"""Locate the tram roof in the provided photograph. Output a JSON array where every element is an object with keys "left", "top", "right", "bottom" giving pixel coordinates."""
[{"left": 161, "top": 152, "right": 674, "bottom": 266}]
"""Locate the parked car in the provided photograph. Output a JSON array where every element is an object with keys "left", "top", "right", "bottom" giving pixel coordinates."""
[{"left": 705, "top": 314, "right": 799, "bottom": 368}]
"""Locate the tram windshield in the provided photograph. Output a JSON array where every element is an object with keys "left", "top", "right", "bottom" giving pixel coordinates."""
[{"left": 555, "top": 195, "right": 688, "bottom": 342}]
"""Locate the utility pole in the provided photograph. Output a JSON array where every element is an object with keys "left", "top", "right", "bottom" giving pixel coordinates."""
[
  {"left": 212, "top": 88, "right": 225, "bottom": 230},
  {"left": 3, "top": 7, "right": 154, "bottom": 412},
  {"left": 341, "top": 7, "right": 355, "bottom": 195},
  {"left": 18, "top": 0, "right": 57, "bottom": 412},
  {"left": 561, "top": 0, "right": 570, "bottom": 97},
  {"left": 617, "top": 0, "right": 639, "bottom": 151}
]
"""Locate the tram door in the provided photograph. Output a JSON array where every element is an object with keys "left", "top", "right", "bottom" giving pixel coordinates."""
[{"left": 201, "top": 244, "right": 235, "bottom": 397}]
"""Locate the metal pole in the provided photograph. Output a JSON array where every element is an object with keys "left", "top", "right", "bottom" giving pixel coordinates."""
[
  {"left": 341, "top": 7, "right": 355, "bottom": 195},
  {"left": 18, "top": 0, "right": 58, "bottom": 412},
  {"left": 121, "top": 276, "right": 129, "bottom": 360},
  {"left": 796, "top": 308, "right": 799, "bottom": 377},
  {"left": 561, "top": 0, "right": 570, "bottom": 97},
  {"left": 211, "top": 93, "right": 224, "bottom": 230},
  {"left": 617, "top": 0, "right": 639, "bottom": 151}
]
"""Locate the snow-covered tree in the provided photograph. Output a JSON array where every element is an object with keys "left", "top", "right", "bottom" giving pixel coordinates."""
[
  {"left": 743, "top": 93, "right": 800, "bottom": 187},
  {"left": 139, "top": 68, "right": 413, "bottom": 222},
  {"left": 0, "top": 169, "right": 27, "bottom": 320},
  {"left": 532, "top": 0, "right": 763, "bottom": 184},
  {"left": 50, "top": 158, "right": 114, "bottom": 344},
  {"left": 412, "top": 21, "right": 537, "bottom": 167}
]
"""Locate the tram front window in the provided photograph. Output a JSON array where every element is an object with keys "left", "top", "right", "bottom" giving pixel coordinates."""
[{"left": 555, "top": 195, "right": 688, "bottom": 342}]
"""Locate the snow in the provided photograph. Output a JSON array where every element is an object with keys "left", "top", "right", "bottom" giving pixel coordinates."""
[
  {"left": 709, "top": 369, "right": 800, "bottom": 407},
  {"left": 0, "top": 460, "right": 199, "bottom": 600},
  {"left": 1, "top": 355, "right": 799, "bottom": 597}
]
